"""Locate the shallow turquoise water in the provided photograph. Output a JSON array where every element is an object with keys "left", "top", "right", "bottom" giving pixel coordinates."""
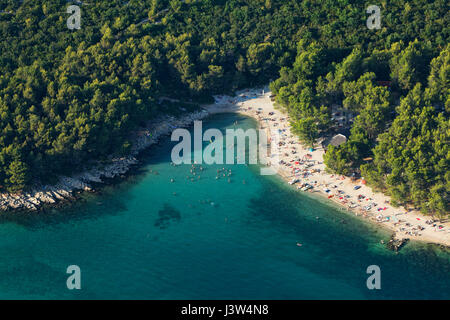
[{"left": 0, "top": 113, "right": 449, "bottom": 299}]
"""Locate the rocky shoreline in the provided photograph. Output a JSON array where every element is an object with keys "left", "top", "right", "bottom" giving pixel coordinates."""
[
  {"left": 386, "top": 234, "right": 410, "bottom": 252},
  {"left": 0, "top": 109, "right": 210, "bottom": 212}
]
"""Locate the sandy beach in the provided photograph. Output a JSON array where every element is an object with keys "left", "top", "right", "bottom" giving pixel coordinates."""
[{"left": 205, "top": 87, "right": 450, "bottom": 247}]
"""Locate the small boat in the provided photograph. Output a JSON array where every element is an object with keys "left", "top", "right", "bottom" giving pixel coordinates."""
[
  {"left": 289, "top": 178, "right": 299, "bottom": 185},
  {"left": 296, "top": 243, "right": 302, "bottom": 247}
]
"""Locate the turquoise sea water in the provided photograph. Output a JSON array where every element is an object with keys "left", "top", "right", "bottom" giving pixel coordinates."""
[{"left": 0, "top": 113, "right": 449, "bottom": 299}]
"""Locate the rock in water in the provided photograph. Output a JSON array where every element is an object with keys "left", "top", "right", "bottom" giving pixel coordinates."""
[{"left": 387, "top": 234, "right": 409, "bottom": 252}]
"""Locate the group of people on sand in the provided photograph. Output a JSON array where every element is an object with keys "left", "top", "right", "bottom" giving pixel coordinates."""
[{"left": 236, "top": 99, "right": 449, "bottom": 241}]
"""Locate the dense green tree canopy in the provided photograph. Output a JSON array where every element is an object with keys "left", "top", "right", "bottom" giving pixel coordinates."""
[{"left": 267, "top": 2, "right": 448, "bottom": 216}]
